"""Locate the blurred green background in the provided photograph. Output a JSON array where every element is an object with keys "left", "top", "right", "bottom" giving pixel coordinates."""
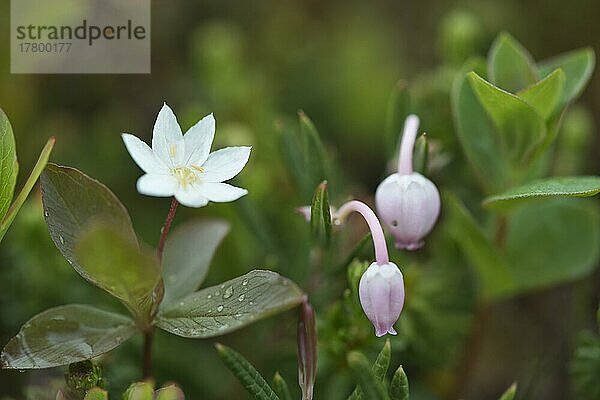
[{"left": 1, "top": 0, "right": 600, "bottom": 399}]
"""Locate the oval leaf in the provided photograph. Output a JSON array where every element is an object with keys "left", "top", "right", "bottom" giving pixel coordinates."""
[
  {"left": 488, "top": 32, "right": 539, "bottom": 93},
  {"left": 517, "top": 69, "right": 566, "bottom": 119},
  {"left": 41, "top": 163, "right": 137, "bottom": 278},
  {"left": 0, "top": 108, "right": 18, "bottom": 223},
  {"left": 1, "top": 304, "right": 135, "bottom": 369},
  {"left": 538, "top": 47, "right": 595, "bottom": 107},
  {"left": 484, "top": 176, "right": 600, "bottom": 208},
  {"left": 75, "top": 224, "right": 162, "bottom": 324},
  {"left": 468, "top": 72, "right": 546, "bottom": 164},
  {"left": 161, "top": 218, "right": 230, "bottom": 307},
  {"left": 157, "top": 270, "right": 304, "bottom": 338}
]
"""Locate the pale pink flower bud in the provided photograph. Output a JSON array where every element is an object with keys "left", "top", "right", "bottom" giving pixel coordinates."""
[
  {"left": 359, "top": 261, "right": 405, "bottom": 337},
  {"left": 376, "top": 114, "right": 440, "bottom": 250}
]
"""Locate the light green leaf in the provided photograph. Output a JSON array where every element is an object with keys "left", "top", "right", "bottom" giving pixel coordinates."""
[
  {"left": 1, "top": 304, "right": 135, "bottom": 369},
  {"left": 0, "top": 137, "right": 54, "bottom": 242},
  {"left": 484, "top": 176, "right": 600, "bottom": 208},
  {"left": 468, "top": 72, "right": 546, "bottom": 163},
  {"left": 299, "top": 110, "right": 328, "bottom": 193},
  {"left": 157, "top": 270, "right": 304, "bottom": 338},
  {"left": 488, "top": 32, "right": 539, "bottom": 93},
  {"left": 506, "top": 198, "right": 600, "bottom": 291},
  {"left": 83, "top": 388, "right": 108, "bottom": 400},
  {"left": 413, "top": 134, "right": 428, "bottom": 174},
  {"left": 385, "top": 80, "right": 411, "bottom": 157},
  {"left": 517, "top": 69, "right": 566, "bottom": 119},
  {"left": 452, "top": 57, "right": 510, "bottom": 193},
  {"left": 272, "top": 373, "right": 292, "bottom": 400},
  {"left": 498, "top": 383, "right": 517, "bottom": 400},
  {"left": 348, "top": 339, "right": 391, "bottom": 400},
  {"left": 310, "top": 181, "right": 332, "bottom": 245},
  {"left": 155, "top": 384, "right": 185, "bottom": 400},
  {"left": 40, "top": 163, "right": 137, "bottom": 278},
  {"left": 216, "top": 344, "right": 280, "bottom": 400},
  {"left": 161, "top": 219, "right": 230, "bottom": 307},
  {"left": 75, "top": 225, "right": 162, "bottom": 324},
  {"left": 0, "top": 108, "right": 18, "bottom": 224},
  {"left": 347, "top": 352, "right": 389, "bottom": 400},
  {"left": 538, "top": 47, "right": 595, "bottom": 107},
  {"left": 444, "top": 192, "right": 515, "bottom": 300},
  {"left": 389, "top": 366, "right": 409, "bottom": 400},
  {"left": 123, "top": 382, "right": 154, "bottom": 400}
]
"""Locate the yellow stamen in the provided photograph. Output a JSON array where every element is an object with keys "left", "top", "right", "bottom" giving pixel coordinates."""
[
  {"left": 172, "top": 167, "right": 197, "bottom": 189},
  {"left": 169, "top": 144, "right": 177, "bottom": 158},
  {"left": 191, "top": 165, "right": 205, "bottom": 173}
]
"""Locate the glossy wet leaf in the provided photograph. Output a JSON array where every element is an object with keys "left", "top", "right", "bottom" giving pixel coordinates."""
[
  {"left": 347, "top": 351, "right": 389, "bottom": 400},
  {"left": 161, "top": 218, "right": 230, "bottom": 307},
  {"left": 348, "top": 339, "right": 391, "bottom": 400},
  {"left": 75, "top": 225, "right": 162, "bottom": 323},
  {"left": 83, "top": 388, "right": 108, "bottom": 400},
  {"left": 538, "top": 47, "right": 595, "bottom": 107},
  {"left": 452, "top": 57, "right": 509, "bottom": 193},
  {"left": 389, "top": 366, "right": 409, "bottom": 400},
  {"left": 216, "top": 343, "right": 280, "bottom": 400},
  {"left": 468, "top": 72, "right": 546, "bottom": 164},
  {"left": 506, "top": 198, "right": 600, "bottom": 292},
  {"left": 310, "top": 181, "right": 331, "bottom": 245},
  {"left": 498, "top": 383, "right": 517, "bottom": 400},
  {"left": 155, "top": 384, "right": 185, "bottom": 400},
  {"left": 41, "top": 163, "right": 137, "bottom": 280},
  {"left": 157, "top": 270, "right": 304, "bottom": 338},
  {"left": 1, "top": 304, "right": 135, "bottom": 369},
  {"left": 445, "top": 192, "right": 515, "bottom": 300},
  {"left": 517, "top": 69, "right": 565, "bottom": 119},
  {"left": 484, "top": 176, "right": 600, "bottom": 208},
  {"left": 0, "top": 108, "right": 18, "bottom": 225},
  {"left": 0, "top": 137, "right": 55, "bottom": 242},
  {"left": 488, "top": 32, "right": 539, "bottom": 93}
]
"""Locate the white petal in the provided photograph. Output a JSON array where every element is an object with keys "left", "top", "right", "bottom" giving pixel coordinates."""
[
  {"left": 174, "top": 185, "right": 210, "bottom": 208},
  {"left": 152, "top": 103, "right": 185, "bottom": 167},
  {"left": 197, "top": 182, "right": 248, "bottom": 202},
  {"left": 202, "top": 146, "right": 251, "bottom": 183},
  {"left": 184, "top": 113, "right": 215, "bottom": 165},
  {"left": 122, "top": 134, "right": 168, "bottom": 174},
  {"left": 136, "top": 174, "right": 177, "bottom": 197}
]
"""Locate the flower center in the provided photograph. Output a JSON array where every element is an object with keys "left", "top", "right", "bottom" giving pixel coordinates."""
[{"left": 171, "top": 167, "right": 198, "bottom": 189}]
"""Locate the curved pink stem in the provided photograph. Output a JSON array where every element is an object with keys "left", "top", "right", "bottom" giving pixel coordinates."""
[
  {"left": 336, "top": 200, "right": 389, "bottom": 264},
  {"left": 397, "top": 114, "right": 420, "bottom": 175}
]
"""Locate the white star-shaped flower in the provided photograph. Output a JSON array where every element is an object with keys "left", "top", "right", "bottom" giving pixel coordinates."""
[{"left": 122, "top": 103, "right": 251, "bottom": 208}]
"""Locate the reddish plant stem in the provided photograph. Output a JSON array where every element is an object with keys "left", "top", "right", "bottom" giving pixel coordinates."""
[{"left": 143, "top": 197, "right": 179, "bottom": 380}]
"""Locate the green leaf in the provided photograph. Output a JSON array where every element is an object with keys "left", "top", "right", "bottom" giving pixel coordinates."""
[
  {"left": 0, "top": 137, "right": 54, "bottom": 242},
  {"left": 155, "top": 384, "right": 185, "bottom": 400},
  {"left": 40, "top": 163, "right": 137, "bottom": 280},
  {"left": 271, "top": 373, "right": 292, "bottom": 400},
  {"left": 389, "top": 366, "right": 409, "bottom": 400},
  {"left": 413, "top": 133, "right": 428, "bottom": 174},
  {"left": 498, "top": 383, "right": 517, "bottom": 400},
  {"left": 468, "top": 72, "right": 546, "bottom": 164},
  {"left": 1, "top": 304, "right": 135, "bottom": 369},
  {"left": 506, "top": 198, "right": 600, "bottom": 291},
  {"left": 75, "top": 224, "right": 162, "bottom": 324},
  {"left": 123, "top": 382, "right": 155, "bottom": 400},
  {"left": 517, "top": 69, "right": 566, "bottom": 119},
  {"left": 444, "top": 192, "right": 515, "bottom": 300},
  {"left": 348, "top": 339, "right": 391, "bottom": 400},
  {"left": 488, "top": 32, "right": 539, "bottom": 93},
  {"left": 484, "top": 176, "right": 600, "bottom": 208},
  {"left": 0, "top": 108, "right": 18, "bottom": 224},
  {"left": 310, "top": 181, "right": 332, "bottom": 245},
  {"left": 299, "top": 111, "right": 328, "bottom": 192},
  {"left": 452, "top": 57, "right": 510, "bottom": 193},
  {"left": 215, "top": 344, "right": 280, "bottom": 400},
  {"left": 346, "top": 352, "right": 389, "bottom": 400},
  {"left": 538, "top": 47, "right": 595, "bottom": 107},
  {"left": 157, "top": 270, "right": 304, "bottom": 338},
  {"left": 83, "top": 388, "right": 108, "bottom": 400},
  {"left": 161, "top": 218, "right": 230, "bottom": 307},
  {"left": 385, "top": 80, "right": 411, "bottom": 157}
]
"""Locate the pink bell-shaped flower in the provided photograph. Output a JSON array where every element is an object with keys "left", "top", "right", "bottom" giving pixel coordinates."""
[{"left": 375, "top": 115, "right": 440, "bottom": 250}]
